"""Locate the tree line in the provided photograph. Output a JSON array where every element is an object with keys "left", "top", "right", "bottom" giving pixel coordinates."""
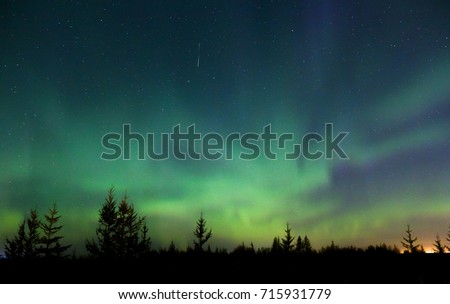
[
  {"left": 4, "top": 205, "right": 71, "bottom": 259},
  {"left": 3, "top": 187, "right": 450, "bottom": 259}
]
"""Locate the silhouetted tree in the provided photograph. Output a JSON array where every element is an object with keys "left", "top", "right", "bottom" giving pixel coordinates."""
[
  {"left": 366, "top": 243, "right": 400, "bottom": 254},
  {"left": 136, "top": 222, "right": 152, "bottom": 258},
  {"left": 321, "top": 240, "right": 339, "bottom": 254},
  {"left": 115, "top": 194, "right": 151, "bottom": 258},
  {"left": 86, "top": 187, "right": 117, "bottom": 258},
  {"left": 401, "top": 224, "right": 420, "bottom": 254},
  {"left": 281, "top": 223, "right": 295, "bottom": 253},
  {"left": 5, "top": 210, "right": 40, "bottom": 259},
  {"left": 193, "top": 212, "right": 212, "bottom": 252},
  {"left": 86, "top": 187, "right": 151, "bottom": 259},
  {"left": 392, "top": 244, "right": 400, "bottom": 253},
  {"left": 295, "top": 235, "right": 313, "bottom": 254},
  {"left": 232, "top": 242, "right": 255, "bottom": 256},
  {"left": 214, "top": 247, "right": 228, "bottom": 256},
  {"left": 303, "top": 235, "right": 312, "bottom": 253},
  {"left": 257, "top": 247, "right": 271, "bottom": 255},
  {"left": 25, "top": 210, "right": 41, "bottom": 258},
  {"left": 5, "top": 220, "right": 27, "bottom": 259},
  {"left": 446, "top": 225, "right": 450, "bottom": 250},
  {"left": 167, "top": 240, "right": 178, "bottom": 255},
  {"left": 39, "top": 204, "right": 71, "bottom": 259},
  {"left": 295, "top": 235, "right": 303, "bottom": 253},
  {"left": 271, "top": 236, "right": 281, "bottom": 254},
  {"left": 433, "top": 234, "right": 446, "bottom": 254}
]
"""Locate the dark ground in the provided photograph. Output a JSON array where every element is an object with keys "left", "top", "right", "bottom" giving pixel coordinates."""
[{"left": 1, "top": 253, "right": 448, "bottom": 284}]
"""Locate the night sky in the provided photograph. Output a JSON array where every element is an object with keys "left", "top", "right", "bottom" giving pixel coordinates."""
[{"left": 1, "top": 1, "right": 449, "bottom": 254}]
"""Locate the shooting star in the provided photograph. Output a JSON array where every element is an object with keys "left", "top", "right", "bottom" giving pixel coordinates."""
[{"left": 197, "top": 42, "right": 201, "bottom": 68}]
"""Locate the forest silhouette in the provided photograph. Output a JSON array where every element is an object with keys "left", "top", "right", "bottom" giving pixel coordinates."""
[{"left": 1, "top": 187, "right": 449, "bottom": 283}]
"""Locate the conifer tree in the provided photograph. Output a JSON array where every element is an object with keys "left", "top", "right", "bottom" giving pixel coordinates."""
[
  {"left": 295, "top": 235, "right": 303, "bottom": 253},
  {"left": 281, "top": 223, "right": 295, "bottom": 253},
  {"left": 433, "top": 234, "right": 446, "bottom": 254},
  {"left": 232, "top": 242, "right": 256, "bottom": 256},
  {"left": 167, "top": 240, "right": 178, "bottom": 254},
  {"left": 446, "top": 225, "right": 450, "bottom": 250},
  {"left": 303, "top": 235, "right": 312, "bottom": 253},
  {"left": 322, "top": 240, "right": 338, "bottom": 253},
  {"left": 271, "top": 236, "right": 281, "bottom": 254},
  {"left": 115, "top": 194, "right": 146, "bottom": 258},
  {"left": 136, "top": 222, "right": 152, "bottom": 258},
  {"left": 5, "top": 220, "right": 26, "bottom": 259},
  {"left": 401, "top": 224, "right": 420, "bottom": 254},
  {"left": 193, "top": 212, "right": 212, "bottom": 252},
  {"left": 86, "top": 187, "right": 151, "bottom": 259},
  {"left": 295, "top": 235, "right": 313, "bottom": 254},
  {"left": 86, "top": 187, "right": 117, "bottom": 258},
  {"left": 25, "top": 210, "right": 41, "bottom": 258},
  {"left": 39, "top": 204, "right": 71, "bottom": 259},
  {"left": 5, "top": 210, "right": 40, "bottom": 259}
]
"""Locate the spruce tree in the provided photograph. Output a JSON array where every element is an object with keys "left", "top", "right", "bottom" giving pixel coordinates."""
[
  {"left": 39, "top": 204, "right": 71, "bottom": 259},
  {"left": 136, "top": 222, "right": 152, "bottom": 258},
  {"left": 281, "top": 223, "right": 295, "bottom": 253},
  {"left": 433, "top": 234, "right": 445, "bottom": 254},
  {"left": 4, "top": 220, "right": 26, "bottom": 259},
  {"left": 167, "top": 240, "right": 178, "bottom": 254},
  {"left": 86, "top": 187, "right": 117, "bottom": 258},
  {"left": 5, "top": 210, "right": 40, "bottom": 259},
  {"left": 303, "top": 235, "right": 312, "bottom": 253},
  {"left": 24, "top": 210, "right": 41, "bottom": 258},
  {"left": 115, "top": 194, "right": 146, "bottom": 258},
  {"left": 401, "top": 224, "right": 420, "bottom": 254},
  {"left": 295, "top": 235, "right": 303, "bottom": 253},
  {"left": 295, "top": 235, "right": 313, "bottom": 254},
  {"left": 446, "top": 225, "right": 450, "bottom": 250},
  {"left": 86, "top": 187, "right": 151, "bottom": 259},
  {"left": 271, "top": 236, "right": 281, "bottom": 254},
  {"left": 193, "top": 212, "right": 212, "bottom": 252}
]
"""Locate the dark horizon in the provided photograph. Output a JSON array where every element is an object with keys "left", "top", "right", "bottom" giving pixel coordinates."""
[
  {"left": 1, "top": 189, "right": 448, "bottom": 258},
  {"left": 2, "top": 188, "right": 449, "bottom": 284}
]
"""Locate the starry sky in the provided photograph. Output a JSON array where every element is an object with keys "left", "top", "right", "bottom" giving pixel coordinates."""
[{"left": 1, "top": 1, "right": 449, "bottom": 254}]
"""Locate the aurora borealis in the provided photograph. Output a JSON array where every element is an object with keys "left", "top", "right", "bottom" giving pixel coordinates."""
[{"left": 0, "top": 1, "right": 449, "bottom": 255}]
